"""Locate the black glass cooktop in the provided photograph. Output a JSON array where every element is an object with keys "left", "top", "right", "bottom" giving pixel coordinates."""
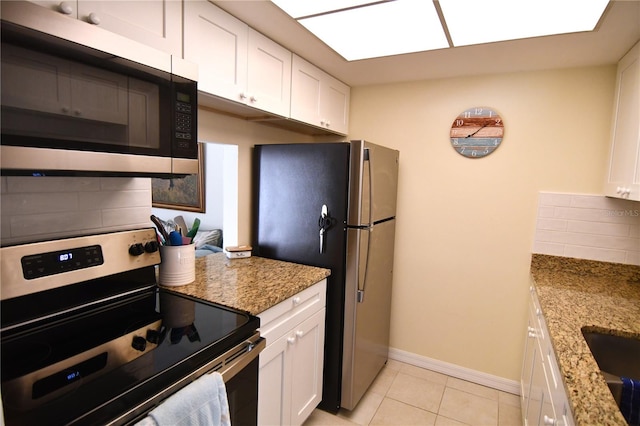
[{"left": 1, "top": 287, "right": 259, "bottom": 426}]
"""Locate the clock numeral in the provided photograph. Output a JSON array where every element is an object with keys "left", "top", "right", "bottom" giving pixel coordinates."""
[
  {"left": 455, "top": 119, "right": 464, "bottom": 127},
  {"left": 452, "top": 138, "right": 459, "bottom": 146},
  {"left": 474, "top": 108, "right": 483, "bottom": 115},
  {"left": 484, "top": 147, "right": 489, "bottom": 154},
  {"left": 472, "top": 150, "right": 478, "bottom": 157},
  {"left": 463, "top": 111, "right": 471, "bottom": 118},
  {"left": 495, "top": 118, "right": 502, "bottom": 125},
  {"left": 494, "top": 139, "right": 499, "bottom": 146}
]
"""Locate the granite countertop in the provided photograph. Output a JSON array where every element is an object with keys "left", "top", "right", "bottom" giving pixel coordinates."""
[
  {"left": 530, "top": 254, "right": 640, "bottom": 426},
  {"left": 161, "top": 253, "right": 331, "bottom": 316}
]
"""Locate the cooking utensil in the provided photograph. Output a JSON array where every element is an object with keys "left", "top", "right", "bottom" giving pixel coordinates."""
[
  {"left": 151, "top": 215, "right": 170, "bottom": 242},
  {"left": 174, "top": 216, "right": 189, "bottom": 236}
]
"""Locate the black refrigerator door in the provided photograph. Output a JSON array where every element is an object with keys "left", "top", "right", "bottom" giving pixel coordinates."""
[
  {"left": 252, "top": 142, "right": 350, "bottom": 412},
  {"left": 252, "top": 143, "right": 350, "bottom": 268}
]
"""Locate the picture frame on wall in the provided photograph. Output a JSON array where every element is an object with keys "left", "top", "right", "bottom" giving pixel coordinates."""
[{"left": 151, "top": 143, "right": 205, "bottom": 213}]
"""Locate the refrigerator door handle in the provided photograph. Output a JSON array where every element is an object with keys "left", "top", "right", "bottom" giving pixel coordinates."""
[
  {"left": 319, "top": 204, "right": 329, "bottom": 254},
  {"left": 357, "top": 147, "right": 373, "bottom": 303},
  {"left": 364, "top": 147, "right": 373, "bottom": 228},
  {"left": 357, "top": 225, "right": 373, "bottom": 303}
]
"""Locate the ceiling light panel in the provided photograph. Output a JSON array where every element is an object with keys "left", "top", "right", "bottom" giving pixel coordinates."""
[
  {"left": 270, "top": 0, "right": 382, "bottom": 19},
  {"left": 298, "top": 0, "right": 448, "bottom": 61},
  {"left": 439, "top": 0, "right": 610, "bottom": 47}
]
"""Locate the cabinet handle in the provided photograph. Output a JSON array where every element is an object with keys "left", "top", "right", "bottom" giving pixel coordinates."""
[
  {"left": 616, "top": 186, "right": 631, "bottom": 197},
  {"left": 536, "top": 308, "right": 542, "bottom": 317},
  {"left": 543, "top": 415, "right": 556, "bottom": 425},
  {"left": 239, "top": 92, "right": 247, "bottom": 100},
  {"left": 287, "top": 336, "right": 296, "bottom": 345},
  {"left": 58, "top": 1, "right": 74, "bottom": 15},
  {"left": 295, "top": 330, "right": 304, "bottom": 338},
  {"left": 292, "top": 297, "right": 301, "bottom": 305},
  {"left": 325, "top": 120, "right": 331, "bottom": 128},
  {"left": 249, "top": 95, "right": 258, "bottom": 103},
  {"left": 87, "top": 12, "right": 101, "bottom": 25},
  {"left": 528, "top": 331, "right": 536, "bottom": 338}
]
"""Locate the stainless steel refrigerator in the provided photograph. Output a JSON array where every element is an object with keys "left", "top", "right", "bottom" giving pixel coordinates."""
[{"left": 252, "top": 140, "right": 399, "bottom": 412}]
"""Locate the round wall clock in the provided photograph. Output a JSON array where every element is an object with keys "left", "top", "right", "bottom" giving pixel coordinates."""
[{"left": 449, "top": 107, "right": 504, "bottom": 158}]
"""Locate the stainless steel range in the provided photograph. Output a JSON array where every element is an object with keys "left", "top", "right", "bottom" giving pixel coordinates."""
[{"left": 0, "top": 228, "right": 264, "bottom": 425}]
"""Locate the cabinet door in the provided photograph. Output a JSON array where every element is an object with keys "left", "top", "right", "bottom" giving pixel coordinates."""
[
  {"left": 246, "top": 29, "right": 292, "bottom": 117},
  {"left": 258, "top": 332, "right": 292, "bottom": 426},
  {"left": 184, "top": 0, "right": 248, "bottom": 103},
  {"left": 26, "top": 0, "right": 78, "bottom": 17},
  {"left": 291, "top": 54, "right": 350, "bottom": 135},
  {"left": 521, "top": 308, "right": 537, "bottom": 423},
  {"left": 526, "top": 345, "right": 545, "bottom": 426},
  {"left": 605, "top": 41, "right": 640, "bottom": 201},
  {"left": 290, "top": 309, "right": 325, "bottom": 426},
  {"left": 291, "top": 55, "right": 322, "bottom": 127},
  {"left": 77, "top": 1, "right": 182, "bottom": 56},
  {"left": 322, "top": 74, "right": 350, "bottom": 135}
]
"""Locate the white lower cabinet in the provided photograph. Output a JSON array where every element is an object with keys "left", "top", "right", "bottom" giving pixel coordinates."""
[
  {"left": 521, "top": 285, "right": 574, "bottom": 426},
  {"left": 258, "top": 279, "right": 327, "bottom": 426}
]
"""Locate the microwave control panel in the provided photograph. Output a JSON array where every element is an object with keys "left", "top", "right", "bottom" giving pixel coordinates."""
[{"left": 174, "top": 90, "right": 195, "bottom": 154}]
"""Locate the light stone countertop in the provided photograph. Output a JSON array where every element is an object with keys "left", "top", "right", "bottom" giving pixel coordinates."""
[
  {"left": 530, "top": 254, "right": 640, "bottom": 426},
  {"left": 160, "top": 252, "right": 331, "bottom": 316}
]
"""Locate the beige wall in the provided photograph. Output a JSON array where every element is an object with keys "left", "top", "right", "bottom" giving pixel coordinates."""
[{"left": 347, "top": 65, "right": 617, "bottom": 381}]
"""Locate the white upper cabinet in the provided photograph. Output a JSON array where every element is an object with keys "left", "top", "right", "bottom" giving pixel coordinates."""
[
  {"left": 604, "top": 41, "right": 640, "bottom": 201},
  {"left": 291, "top": 54, "right": 350, "bottom": 135},
  {"left": 25, "top": 0, "right": 183, "bottom": 56},
  {"left": 25, "top": 0, "right": 78, "bottom": 17},
  {"left": 184, "top": 0, "right": 292, "bottom": 117}
]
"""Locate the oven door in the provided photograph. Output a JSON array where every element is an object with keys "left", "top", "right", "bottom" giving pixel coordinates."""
[{"left": 116, "top": 332, "right": 266, "bottom": 426}]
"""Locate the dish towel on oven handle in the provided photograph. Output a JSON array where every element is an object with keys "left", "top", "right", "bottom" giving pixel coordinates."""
[
  {"left": 136, "top": 372, "right": 230, "bottom": 426},
  {"left": 621, "top": 376, "right": 640, "bottom": 426}
]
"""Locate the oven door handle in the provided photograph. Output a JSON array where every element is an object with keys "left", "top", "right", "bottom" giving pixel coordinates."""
[{"left": 215, "top": 334, "right": 266, "bottom": 382}]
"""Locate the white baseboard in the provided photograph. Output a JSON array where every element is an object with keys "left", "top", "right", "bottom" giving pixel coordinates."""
[{"left": 388, "top": 347, "right": 521, "bottom": 396}]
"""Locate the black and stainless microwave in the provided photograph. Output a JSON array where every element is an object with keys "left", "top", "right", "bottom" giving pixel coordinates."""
[{"left": 0, "top": 2, "right": 198, "bottom": 177}]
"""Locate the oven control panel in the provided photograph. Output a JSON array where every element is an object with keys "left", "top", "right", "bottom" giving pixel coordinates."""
[
  {"left": 1, "top": 228, "right": 161, "bottom": 301},
  {"left": 21, "top": 245, "right": 105, "bottom": 280}
]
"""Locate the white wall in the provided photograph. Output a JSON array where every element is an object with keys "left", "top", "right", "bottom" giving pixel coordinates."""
[
  {"left": 152, "top": 142, "right": 239, "bottom": 246},
  {"left": 347, "top": 64, "right": 621, "bottom": 382},
  {"left": 533, "top": 192, "right": 640, "bottom": 265}
]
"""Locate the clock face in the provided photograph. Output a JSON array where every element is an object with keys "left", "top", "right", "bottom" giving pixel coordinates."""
[{"left": 450, "top": 107, "right": 504, "bottom": 158}]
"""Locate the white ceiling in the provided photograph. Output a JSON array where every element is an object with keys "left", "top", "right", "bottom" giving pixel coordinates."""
[{"left": 212, "top": 0, "right": 640, "bottom": 87}]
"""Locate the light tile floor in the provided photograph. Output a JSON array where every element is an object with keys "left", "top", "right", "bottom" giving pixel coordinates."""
[{"left": 303, "top": 360, "right": 523, "bottom": 426}]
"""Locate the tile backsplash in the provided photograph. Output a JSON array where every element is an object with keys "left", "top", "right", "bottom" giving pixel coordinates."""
[
  {"left": 1, "top": 176, "right": 152, "bottom": 246},
  {"left": 533, "top": 192, "right": 640, "bottom": 265}
]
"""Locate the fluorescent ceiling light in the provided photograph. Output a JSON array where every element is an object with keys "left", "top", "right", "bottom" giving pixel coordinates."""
[
  {"left": 270, "top": 0, "right": 381, "bottom": 19},
  {"left": 270, "top": 0, "right": 610, "bottom": 61},
  {"left": 296, "top": 0, "right": 448, "bottom": 61},
  {"left": 440, "top": 0, "right": 610, "bottom": 47}
]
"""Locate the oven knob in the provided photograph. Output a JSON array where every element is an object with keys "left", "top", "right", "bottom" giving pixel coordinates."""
[
  {"left": 128, "top": 243, "right": 144, "bottom": 256},
  {"left": 132, "top": 335, "right": 147, "bottom": 352},
  {"left": 144, "top": 241, "right": 159, "bottom": 253},
  {"left": 146, "top": 329, "right": 161, "bottom": 344}
]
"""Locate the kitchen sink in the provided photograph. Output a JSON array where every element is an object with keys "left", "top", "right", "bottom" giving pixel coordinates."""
[{"left": 581, "top": 328, "right": 640, "bottom": 406}]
